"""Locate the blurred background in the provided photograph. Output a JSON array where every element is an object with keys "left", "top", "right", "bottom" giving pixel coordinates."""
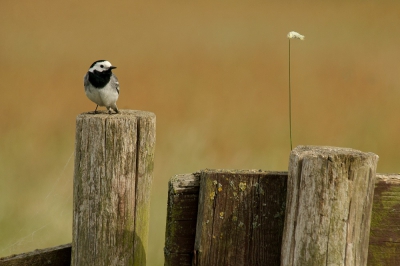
[{"left": 0, "top": 0, "right": 399, "bottom": 264}]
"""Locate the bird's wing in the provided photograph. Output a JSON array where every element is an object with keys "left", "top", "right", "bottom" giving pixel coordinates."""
[
  {"left": 111, "top": 74, "right": 120, "bottom": 94},
  {"left": 83, "top": 73, "right": 90, "bottom": 88}
]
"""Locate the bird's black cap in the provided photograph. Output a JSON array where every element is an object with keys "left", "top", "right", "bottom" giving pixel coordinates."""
[{"left": 89, "top": 60, "right": 107, "bottom": 68}]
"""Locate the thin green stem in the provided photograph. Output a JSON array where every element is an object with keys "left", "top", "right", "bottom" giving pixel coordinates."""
[{"left": 289, "top": 39, "right": 293, "bottom": 151}]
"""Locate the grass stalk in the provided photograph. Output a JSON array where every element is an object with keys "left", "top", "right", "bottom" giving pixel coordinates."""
[
  {"left": 286, "top": 31, "right": 304, "bottom": 151},
  {"left": 289, "top": 39, "right": 293, "bottom": 151}
]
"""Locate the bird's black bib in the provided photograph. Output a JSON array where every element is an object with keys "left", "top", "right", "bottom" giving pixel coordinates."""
[{"left": 88, "top": 69, "right": 112, "bottom": 89}]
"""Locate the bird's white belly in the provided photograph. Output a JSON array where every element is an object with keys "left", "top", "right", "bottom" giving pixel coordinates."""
[
  {"left": 85, "top": 86, "right": 103, "bottom": 106},
  {"left": 99, "top": 86, "right": 119, "bottom": 107},
  {"left": 85, "top": 84, "right": 118, "bottom": 107}
]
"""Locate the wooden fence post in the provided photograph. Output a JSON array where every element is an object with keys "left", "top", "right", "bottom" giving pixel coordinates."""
[
  {"left": 281, "top": 146, "right": 378, "bottom": 266},
  {"left": 72, "top": 110, "right": 155, "bottom": 266}
]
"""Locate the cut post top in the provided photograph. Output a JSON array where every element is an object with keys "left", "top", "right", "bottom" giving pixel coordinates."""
[
  {"left": 77, "top": 109, "right": 155, "bottom": 119},
  {"left": 292, "top": 145, "right": 378, "bottom": 160},
  {"left": 199, "top": 168, "right": 286, "bottom": 175}
]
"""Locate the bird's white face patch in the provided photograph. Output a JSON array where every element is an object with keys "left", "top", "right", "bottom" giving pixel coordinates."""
[{"left": 89, "top": 60, "right": 113, "bottom": 73}]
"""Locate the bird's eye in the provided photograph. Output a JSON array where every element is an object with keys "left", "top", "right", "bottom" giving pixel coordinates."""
[{"left": 100, "top": 65, "right": 104, "bottom": 68}]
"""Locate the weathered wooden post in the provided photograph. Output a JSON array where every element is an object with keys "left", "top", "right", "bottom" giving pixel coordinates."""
[
  {"left": 281, "top": 146, "right": 378, "bottom": 266},
  {"left": 72, "top": 110, "right": 155, "bottom": 266}
]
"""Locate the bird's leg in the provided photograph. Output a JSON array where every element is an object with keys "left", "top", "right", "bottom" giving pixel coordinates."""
[
  {"left": 94, "top": 105, "right": 99, "bottom": 114},
  {"left": 109, "top": 104, "right": 120, "bottom": 114}
]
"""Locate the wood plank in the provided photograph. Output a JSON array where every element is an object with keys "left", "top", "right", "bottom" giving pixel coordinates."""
[
  {"left": 368, "top": 174, "right": 400, "bottom": 266},
  {"left": 0, "top": 244, "right": 71, "bottom": 266},
  {"left": 164, "top": 173, "right": 200, "bottom": 266},
  {"left": 194, "top": 169, "right": 287, "bottom": 266}
]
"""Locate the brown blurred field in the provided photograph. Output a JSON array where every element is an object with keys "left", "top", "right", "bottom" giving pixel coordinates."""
[{"left": 1, "top": 1, "right": 399, "bottom": 264}]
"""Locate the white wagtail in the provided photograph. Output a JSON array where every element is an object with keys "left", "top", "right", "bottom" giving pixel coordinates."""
[{"left": 84, "top": 60, "right": 120, "bottom": 114}]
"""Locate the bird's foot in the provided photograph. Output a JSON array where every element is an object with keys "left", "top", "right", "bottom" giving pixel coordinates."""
[{"left": 108, "top": 107, "right": 120, "bottom": 114}]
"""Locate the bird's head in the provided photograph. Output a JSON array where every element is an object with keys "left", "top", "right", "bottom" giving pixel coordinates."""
[{"left": 88, "top": 60, "right": 116, "bottom": 73}]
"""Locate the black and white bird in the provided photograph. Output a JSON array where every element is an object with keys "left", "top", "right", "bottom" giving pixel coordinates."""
[{"left": 84, "top": 60, "right": 120, "bottom": 114}]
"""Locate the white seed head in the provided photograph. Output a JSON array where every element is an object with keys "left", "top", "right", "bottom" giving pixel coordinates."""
[{"left": 287, "top": 31, "right": 305, "bottom": 40}]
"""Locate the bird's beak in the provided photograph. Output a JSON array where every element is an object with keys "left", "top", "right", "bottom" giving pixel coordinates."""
[{"left": 110, "top": 66, "right": 117, "bottom": 70}]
